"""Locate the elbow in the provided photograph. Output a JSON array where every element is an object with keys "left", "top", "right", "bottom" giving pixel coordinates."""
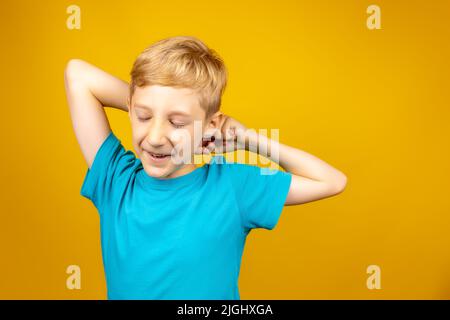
[
  {"left": 332, "top": 172, "right": 347, "bottom": 195},
  {"left": 64, "top": 58, "right": 86, "bottom": 83}
]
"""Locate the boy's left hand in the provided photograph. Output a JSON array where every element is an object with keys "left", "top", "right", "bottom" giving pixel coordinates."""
[{"left": 202, "top": 115, "right": 248, "bottom": 154}]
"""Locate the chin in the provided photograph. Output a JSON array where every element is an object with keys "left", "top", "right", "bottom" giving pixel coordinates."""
[{"left": 142, "top": 164, "right": 172, "bottom": 179}]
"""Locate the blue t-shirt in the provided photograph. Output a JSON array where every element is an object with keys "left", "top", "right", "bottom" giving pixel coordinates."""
[{"left": 81, "top": 131, "right": 292, "bottom": 300}]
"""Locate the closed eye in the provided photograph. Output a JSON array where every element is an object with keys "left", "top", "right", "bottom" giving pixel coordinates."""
[
  {"left": 170, "top": 121, "right": 186, "bottom": 128},
  {"left": 136, "top": 113, "right": 151, "bottom": 122},
  {"left": 135, "top": 115, "right": 186, "bottom": 127}
]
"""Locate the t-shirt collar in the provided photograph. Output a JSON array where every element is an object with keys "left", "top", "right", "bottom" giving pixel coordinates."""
[{"left": 136, "top": 160, "right": 208, "bottom": 190}]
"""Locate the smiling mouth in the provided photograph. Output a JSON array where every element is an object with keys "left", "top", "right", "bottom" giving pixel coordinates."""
[{"left": 145, "top": 150, "right": 171, "bottom": 160}]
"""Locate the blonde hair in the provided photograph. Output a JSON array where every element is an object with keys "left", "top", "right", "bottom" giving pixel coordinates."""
[{"left": 129, "top": 36, "right": 228, "bottom": 118}]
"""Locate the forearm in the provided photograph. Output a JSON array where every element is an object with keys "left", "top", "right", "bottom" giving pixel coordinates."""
[
  {"left": 66, "top": 59, "right": 129, "bottom": 112},
  {"left": 246, "top": 132, "right": 347, "bottom": 188}
]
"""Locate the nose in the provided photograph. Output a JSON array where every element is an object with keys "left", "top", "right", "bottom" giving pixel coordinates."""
[{"left": 146, "top": 118, "right": 168, "bottom": 147}]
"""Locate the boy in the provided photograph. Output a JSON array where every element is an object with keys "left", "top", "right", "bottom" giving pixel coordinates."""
[{"left": 64, "top": 36, "right": 347, "bottom": 300}]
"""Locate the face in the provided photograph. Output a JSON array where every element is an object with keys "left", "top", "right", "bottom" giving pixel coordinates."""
[{"left": 128, "top": 85, "right": 221, "bottom": 179}]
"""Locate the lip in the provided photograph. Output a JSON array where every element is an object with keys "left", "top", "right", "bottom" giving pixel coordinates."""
[{"left": 144, "top": 150, "right": 171, "bottom": 164}]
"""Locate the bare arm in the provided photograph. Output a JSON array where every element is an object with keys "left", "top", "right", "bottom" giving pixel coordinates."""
[
  {"left": 247, "top": 132, "right": 347, "bottom": 205},
  {"left": 64, "top": 59, "right": 129, "bottom": 168},
  {"left": 211, "top": 115, "right": 348, "bottom": 206}
]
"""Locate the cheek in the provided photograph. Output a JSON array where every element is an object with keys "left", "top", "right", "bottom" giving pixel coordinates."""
[
  {"left": 131, "top": 120, "right": 148, "bottom": 136},
  {"left": 130, "top": 123, "right": 147, "bottom": 149},
  {"left": 167, "top": 128, "right": 192, "bottom": 145}
]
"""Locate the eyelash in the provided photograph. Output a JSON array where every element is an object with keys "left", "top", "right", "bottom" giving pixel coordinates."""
[
  {"left": 137, "top": 117, "right": 185, "bottom": 128},
  {"left": 170, "top": 121, "right": 185, "bottom": 128}
]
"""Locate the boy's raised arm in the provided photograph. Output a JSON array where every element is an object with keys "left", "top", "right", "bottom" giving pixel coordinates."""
[
  {"left": 64, "top": 59, "right": 129, "bottom": 168},
  {"left": 247, "top": 132, "right": 348, "bottom": 205},
  {"left": 212, "top": 116, "right": 348, "bottom": 206}
]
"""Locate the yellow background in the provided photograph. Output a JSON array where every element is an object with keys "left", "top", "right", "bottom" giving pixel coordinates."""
[{"left": 1, "top": 0, "right": 449, "bottom": 299}]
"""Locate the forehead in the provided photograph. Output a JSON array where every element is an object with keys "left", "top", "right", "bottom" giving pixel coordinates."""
[{"left": 132, "top": 85, "right": 202, "bottom": 115}]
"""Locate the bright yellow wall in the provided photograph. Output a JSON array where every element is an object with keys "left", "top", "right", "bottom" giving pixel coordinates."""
[{"left": 1, "top": 0, "right": 449, "bottom": 299}]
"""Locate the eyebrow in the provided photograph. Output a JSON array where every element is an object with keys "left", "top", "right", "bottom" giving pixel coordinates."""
[
  {"left": 133, "top": 104, "right": 191, "bottom": 117},
  {"left": 133, "top": 104, "right": 151, "bottom": 110}
]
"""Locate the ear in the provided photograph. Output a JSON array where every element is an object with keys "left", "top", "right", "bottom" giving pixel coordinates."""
[
  {"left": 199, "top": 111, "right": 225, "bottom": 152},
  {"left": 205, "top": 111, "right": 224, "bottom": 131}
]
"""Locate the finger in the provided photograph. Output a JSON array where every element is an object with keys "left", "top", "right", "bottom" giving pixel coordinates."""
[
  {"left": 204, "top": 141, "right": 216, "bottom": 153},
  {"left": 212, "top": 129, "right": 223, "bottom": 142},
  {"left": 202, "top": 129, "right": 220, "bottom": 146},
  {"left": 222, "top": 141, "right": 235, "bottom": 153},
  {"left": 224, "top": 127, "right": 237, "bottom": 141},
  {"left": 193, "top": 144, "right": 205, "bottom": 155}
]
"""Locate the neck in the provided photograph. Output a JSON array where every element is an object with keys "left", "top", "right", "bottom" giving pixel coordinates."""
[{"left": 166, "top": 163, "right": 198, "bottom": 179}]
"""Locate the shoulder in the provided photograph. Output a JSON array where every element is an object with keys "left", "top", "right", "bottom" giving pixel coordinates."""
[
  {"left": 95, "top": 131, "right": 138, "bottom": 172},
  {"left": 208, "top": 155, "right": 279, "bottom": 173},
  {"left": 81, "top": 131, "right": 140, "bottom": 203},
  {"left": 206, "top": 155, "right": 282, "bottom": 183}
]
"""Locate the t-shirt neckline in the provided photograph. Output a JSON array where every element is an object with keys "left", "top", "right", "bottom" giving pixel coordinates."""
[{"left": 136, "top": 160, "right": 208, "bottom": 190}]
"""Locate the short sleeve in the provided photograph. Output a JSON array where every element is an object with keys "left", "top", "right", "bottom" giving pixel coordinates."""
[
  {"left": 225, "top": 161, "right": 292, "bottom": 231},
  {"left": 80, "top": 131, "right": 137, "bottom": 211}
]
